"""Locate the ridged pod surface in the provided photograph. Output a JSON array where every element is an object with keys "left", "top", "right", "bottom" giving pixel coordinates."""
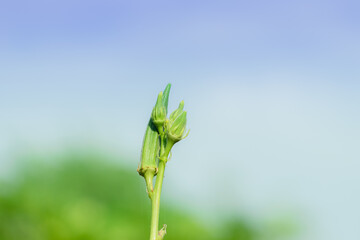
[
  {"left": 138, "top": 120, "right": 159, "bottom": 177},
  {"left": 138, "top": 84, "right": 171, "bottom": 196}
]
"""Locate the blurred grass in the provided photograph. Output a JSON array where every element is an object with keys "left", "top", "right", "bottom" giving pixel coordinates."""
[{"left": 0, "top": 152, "right": 260, "bottom": 240}]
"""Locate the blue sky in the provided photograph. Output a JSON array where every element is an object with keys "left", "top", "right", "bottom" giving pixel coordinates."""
[
  {"left": 1, "top": 0, "right": 359, "bottom": 80},
  {"left": 1, "top": 1, "right": 360, "bottom": 240}
]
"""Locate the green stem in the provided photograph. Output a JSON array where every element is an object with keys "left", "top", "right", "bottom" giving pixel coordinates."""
[
  {"left": 149, "top": 160, "right": 166, "bottom": 240},
  {"left": 149, "top": 139, "right": 174, "bottom": 240}
]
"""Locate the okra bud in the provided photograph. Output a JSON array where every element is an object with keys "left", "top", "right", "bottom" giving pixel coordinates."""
[
  {"left": 169, "top": 100, "right": 184, "bottom": 122},
  {"left": 167, "top": 111, "right": 187, "bottom": 143},
  {"left": 151, "top": 92, "right": 166, "bottom": 130},
  {"left": 151, "top": 84, "right": 172, "bottom": 132}
]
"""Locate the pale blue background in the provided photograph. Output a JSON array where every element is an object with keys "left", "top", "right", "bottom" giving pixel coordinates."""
[{"left": 1, "top": 1, "right": 359, "bottom": 239}]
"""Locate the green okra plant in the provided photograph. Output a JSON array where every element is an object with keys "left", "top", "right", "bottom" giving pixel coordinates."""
[{"left": 138, "top": 84, "right": 189, "bottom": 240}]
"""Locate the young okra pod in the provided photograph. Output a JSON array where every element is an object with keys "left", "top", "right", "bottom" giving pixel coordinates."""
[
  {"left": 138, "top": 84, "right": 171, "bottom": 198},
  {"left": 138, "top": 120, "right": 159, "bottom": 198}
]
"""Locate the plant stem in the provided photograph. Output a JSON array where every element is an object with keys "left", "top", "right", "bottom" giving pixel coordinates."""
[
  {"left": 149, "top": 138, "right": 174, "bottom": 240},
  {"left": 149, "top": 160, "right": 166, "bottom": 240}
]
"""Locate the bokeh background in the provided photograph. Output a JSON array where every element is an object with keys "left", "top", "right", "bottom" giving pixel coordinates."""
[{"left": 1, "top": 1, "right": 359, "bottom": 240}]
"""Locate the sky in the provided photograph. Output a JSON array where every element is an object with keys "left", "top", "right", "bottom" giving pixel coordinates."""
[{"left": 1, "top": 1, "right": 360, "bottom": 240}]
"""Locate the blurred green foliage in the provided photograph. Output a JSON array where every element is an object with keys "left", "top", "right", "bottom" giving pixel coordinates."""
[{"left": 0, "top": 152, "right": 258, "bottom": 240}]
